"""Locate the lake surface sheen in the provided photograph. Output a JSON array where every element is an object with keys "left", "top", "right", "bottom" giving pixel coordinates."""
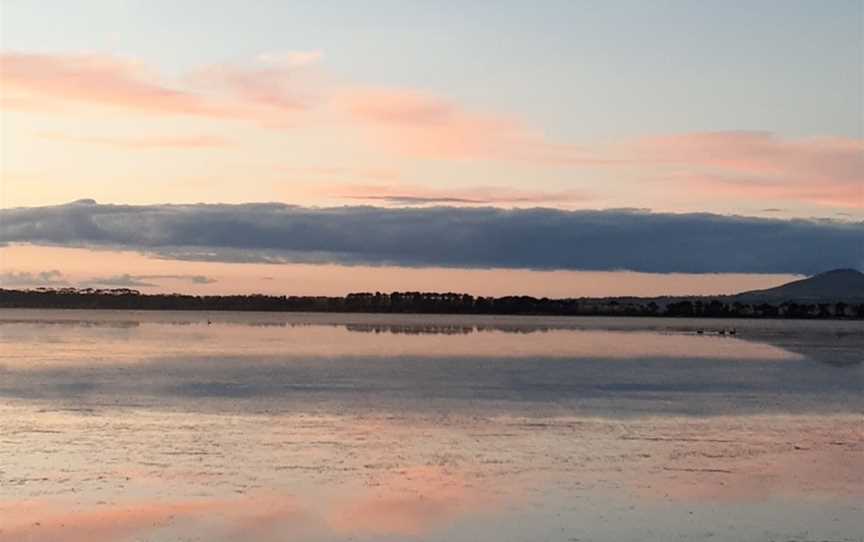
[{"left": 1, "top": 310, "right": 862, "bottom": 542}]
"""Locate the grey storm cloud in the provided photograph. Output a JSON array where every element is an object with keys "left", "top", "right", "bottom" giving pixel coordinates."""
[{"left": 1, "top": 199, "right": 862, "bottom": 275}]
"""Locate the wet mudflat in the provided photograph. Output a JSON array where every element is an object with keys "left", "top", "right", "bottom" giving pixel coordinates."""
[{"left": 1, "top": 310, "right": 862, "bottom": 541}]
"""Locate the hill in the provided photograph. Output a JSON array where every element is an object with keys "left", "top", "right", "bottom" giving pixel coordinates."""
[{"left": 735, "top": 269, "right": 864, "bottom": 302}]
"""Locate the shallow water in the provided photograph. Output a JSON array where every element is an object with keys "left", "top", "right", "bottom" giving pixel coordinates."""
[{"left": 1, "top": 310, "right": 862, "bottom": 541}]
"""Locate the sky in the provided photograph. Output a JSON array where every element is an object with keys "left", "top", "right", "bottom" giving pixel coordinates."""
[{"left": 0, "top": 0, "right": 862, "bottom": 295}]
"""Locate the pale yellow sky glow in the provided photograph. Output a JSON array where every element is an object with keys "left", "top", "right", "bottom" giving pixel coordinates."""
[{"left": 0, "top": 245, "right": 800, "bottom": 297}]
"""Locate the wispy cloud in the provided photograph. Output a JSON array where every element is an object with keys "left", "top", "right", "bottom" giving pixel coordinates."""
[
  {"left": 256, "top": 50, "right": 324, "bottom": 68},
  {"left": 1, "top": 200, "right": 860, "bottom": 274},
  {"left": 3, "top": 51, "right": 860, "bottom": 211},
  {"left": 84, "top": 274, "right": 217, "bottom": 288},
  {"left": 335, "top": 184, "right": 593, "bottom": 206},
  {"left": 0, "top": 269, "right": 217, "bottom": 289},
  {"left": 277, "top": 166, "right": 401, "bottom": 181},
  {"left": 84, "top": 273, "right": 158, "bottom": 287},
  {"left": 0, "top": 51, "right": 222, "bottom": 116},
  {"left": 0, "top": 269, "right": 67, "bottom": 287},
  {"left": 187, "top": 53, "right": 324, "bottom": 121},
  {"left": 628, "top": 132, "right": 864, "bottom": 209},
  {"left": 338, "top": 92, "right": 862, "bottom": 210},
  {"left": 145, "top": 274, "right": 216, "bottom": 284},
  {"left": 37, "top": 132, "right": 231, "bottom": 149},
  {"left": 338, "top": 88, "right": 617, "bottom": 166},
  {"left": 0, "top": 50, "right": 322, "bottom": 125}
]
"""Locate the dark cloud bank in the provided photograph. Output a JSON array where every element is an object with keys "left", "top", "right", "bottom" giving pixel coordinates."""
[{"left": 1, "top": 200, "right": 861, "bottom": 274}]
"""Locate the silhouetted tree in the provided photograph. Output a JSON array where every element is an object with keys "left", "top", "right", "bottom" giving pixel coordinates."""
[{"left": 0, "top": 288, "right": 858, "bottom": 319}]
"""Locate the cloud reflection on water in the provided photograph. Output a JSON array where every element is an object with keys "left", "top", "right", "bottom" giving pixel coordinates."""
[
  {"left": 2, "top": 410, "right": 861, "bottom": 542},
  {"left": 0, "top": 465, "right": 487, "bottom": 542},
  {"left": 0, "top": 310, "right": 861, "bottom": 416}
]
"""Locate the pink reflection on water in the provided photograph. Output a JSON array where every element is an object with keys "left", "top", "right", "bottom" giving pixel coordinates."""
[
  {"left": 0, "top": 466, "right": 486, "bottom": 542},
  {"left": 0, "top": 498, "right": 305, "bottom": 542},
  {"left": 1, "top": 410, "right": 862, "bottom": 542},
  {"left": 616, "top": 415, "right": 864, "bottom": 504},
  {"left": 329, "top": 466, "right": 488, "bottom": 537}
]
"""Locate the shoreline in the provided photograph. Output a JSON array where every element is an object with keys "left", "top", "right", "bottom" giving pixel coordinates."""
[{"left": 1, "top": 298, "right": 861, "bottom": 321}]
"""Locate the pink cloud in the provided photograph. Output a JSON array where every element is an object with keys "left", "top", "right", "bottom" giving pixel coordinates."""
[
  {"left": 630, "top": 132, "right": 864, "bottom": 209},
  {"left": 334, "top": 183, "right": 593, "bottom": 206},
  {"left": 37, "top": 132, "right": 231, "bottom": 149},
  {"left": 256, "top": 50, "right": 324, "bottom": 68},
  {"left": 339, "top": 88, "right": 618, "bottom": 166},
  {"left": 277, "top": 165, "right": 402, "bottom": 181},
  {"left": 188, "top": 57, "right": 323, "bottom": 117},
  {"left": 675, "top": 173, "right": 864, "bottom": 209},
  {"left": 635, "top": 131, "right": 862, "bottom": 183},
  {"left": 338, "top": 92, "right": 861, "bottom": 209},
  {"left": 0, "top": 51, "right": 322, "bottom": 125},
  {"left": 0, "top": 52, "right": 222, "bottom": 116},
  {"left": 3, "top": 51, "right": 859, "bottom": 211}
]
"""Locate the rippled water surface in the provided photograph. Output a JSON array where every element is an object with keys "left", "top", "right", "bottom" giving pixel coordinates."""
[{"left": 1, "top": 310, "right": 862, "bottom": 541}]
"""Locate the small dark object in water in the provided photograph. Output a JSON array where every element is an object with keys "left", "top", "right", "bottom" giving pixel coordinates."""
[{"left": 696, "top": 329, "right": 704, "bottom": 335}]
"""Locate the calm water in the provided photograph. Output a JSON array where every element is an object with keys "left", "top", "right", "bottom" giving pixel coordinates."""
[{"left": 1, "top": 310, "right": 862, "bottom": 541}]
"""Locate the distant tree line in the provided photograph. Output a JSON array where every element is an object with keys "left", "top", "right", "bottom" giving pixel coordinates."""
[{"left": 1, "top": 287, "right": 861, "bottom": 319}]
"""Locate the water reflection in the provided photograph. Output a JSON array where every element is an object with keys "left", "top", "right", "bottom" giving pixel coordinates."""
[
  {"left": 2, "top": 310, "right": 861, "bottom": 366},
  {"left": 0, "top": 311, "right": 829, "bottom": 365},
  {"left": 1, "top": 310, "right": 862, "bottom": 541},
  {"left": 0, "top": 309, "right": 861, "bottom": 416}
]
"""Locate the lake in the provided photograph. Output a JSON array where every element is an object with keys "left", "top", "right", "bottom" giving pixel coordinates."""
[{"left": 1, "top": 310, "right": 862, "bottom": 541}]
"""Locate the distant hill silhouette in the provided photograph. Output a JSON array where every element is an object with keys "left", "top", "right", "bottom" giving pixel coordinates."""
[{"left": 735, "top": 269, "right": 864, "bottom": 302}]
